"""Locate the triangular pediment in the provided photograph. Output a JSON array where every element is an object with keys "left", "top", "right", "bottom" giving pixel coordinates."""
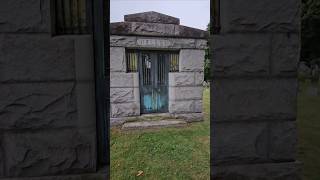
[{"left": 124, "top": 11, "right": 180, "bottom": 25}]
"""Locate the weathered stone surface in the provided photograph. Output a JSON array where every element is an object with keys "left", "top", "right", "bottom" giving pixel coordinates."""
[
  {"left": 211, "top": 34, "right": 270, "bottom": 76},
  {"left": 124, "top": 11, "right": 180, "bottom": 25},
  {"left": 111, "top": 102, "right": 140, "bottom": 118},
  {"left": 169, "top": 72, "right": 203, "bottom": 87},
  {"left": 3, "top": 129, "right": 96, "bottom": 177},
  {"left": 110, "top": 35, "right": 207, "bottom": 49},
  {"left": 180, "top": 49, "right": 205, "bottom": 72},
  {"left": 169, "top": 100, "right": 194, "bottom": 113},
  {"left": 269, "top": 121, "right": 297, "bottom": 161},
  {"left": 174, "top": 25, "right": 208, "bottom": 38},
  {"left": 213, "top": 161, "right": 301, "bottom": 180},
  {"left": 110, "top": 22, "right": 174, "bottom": 36},
  {"left": 110, "top": 117, "right": 127, "bottom": 127},
  {"left": 194, "top": 100, "right": 203, "bottom": 113},
  {"left": 110, "top": 88, "right": 139, "bottom": 103},
  {"left": 169, "top": 73, "right": 194, "bottom": 86},
  {"left": 213, "top": 122, "right": 269, "bottom": 165},
  {"left": 75, "top": 82, "right": 96, "bottom": 129},
  {"left": 173, "top": 113, "right": 204, "bottom": 122},
  {"left": 0, "top": 82, "right": 77, "bottom": 130},
  {"left": 74, "top": 35, "right": 95, "bottom": 81},
  {"left": 271, "top": 33, "right": 300, "bottom": 76},
  {"left": 136, "top": 38, "right": 173, "bottom": 48},
  {"left": 212, "top": 79, "right": 297, "bottom": 122},
  {"left": 194, "top": 72, "right": 204, "bottom": 86},
  {"left": 169, "top": 99, "right": 199, "bottom": 113},
  {"left": 169, "top": 86, "right": 203, "bottom": 100},
  {"left": 131, "top": 22, "right": 176, "bottom": 36},
  {"left": 110, "top": 72, "right": 139, "bottom": 88},
  {"left": 170, "top": 39, "right": 196, "bottom": 49},
  {"left": 213, "top": 121, "right": 297, "bottom": 165},
  {"left": 0, "top": 34, "right": 75, "bottom": 81},
  {"left": 220, "top": 0, "right": 300, "bottom": 33},
  {"left": 0, "top": 0, "right": 50, "bottom": 32},
  {"left": 110, "top": 22, "right": 207, "bottom": 38},
  {"left": 195, "top": 39, "right": 208, "bottom": 49},
  {"left": 110, "top": 47, "right": 126, "bottom": 72},
  {"left": 110, "top": 36, "right": 137, "bottom": 47},
  {"left": 122, "top": 120, "right": 187, "bottom": 130}
]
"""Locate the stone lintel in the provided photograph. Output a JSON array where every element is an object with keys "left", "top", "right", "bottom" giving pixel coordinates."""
[{"left": 110, "top": 35, "right": 208, "bottom": 50}]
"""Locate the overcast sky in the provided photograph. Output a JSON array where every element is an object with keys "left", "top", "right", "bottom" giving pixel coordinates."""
[{"left": 110, "top": 0, "right": 210, "bottom": 30}]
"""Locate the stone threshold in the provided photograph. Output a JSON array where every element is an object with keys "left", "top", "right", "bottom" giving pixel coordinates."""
[
  {"left": 111, "top": 113, "right": 204, "bottom": 127},
  {"left": 122, "top": 119, "right": 187, "bottom": 130}
]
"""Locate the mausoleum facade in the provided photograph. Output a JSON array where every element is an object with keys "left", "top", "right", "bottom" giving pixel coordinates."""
[{"left": 110, "top": 11, "right": 208, "bottom": 125}]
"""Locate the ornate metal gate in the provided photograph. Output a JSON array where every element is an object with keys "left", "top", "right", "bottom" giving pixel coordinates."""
[{"left": 139, "top": 51, "right": 169, "bottom": 114}]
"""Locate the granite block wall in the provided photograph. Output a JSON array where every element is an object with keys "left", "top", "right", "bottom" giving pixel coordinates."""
[
  {"left": 211, "top": 0, "right": 301, "bottom": 179},
  {"left": 0, "top": 1, "right": 99, "bottom": 178}
]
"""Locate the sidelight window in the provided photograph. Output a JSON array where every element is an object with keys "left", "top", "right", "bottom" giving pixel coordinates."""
[
  {"left": 169, "top": 53, "right": 179, "bottom": 72},
  {"left": 52, "top": 0, "right": 92, "bottom": 35}
]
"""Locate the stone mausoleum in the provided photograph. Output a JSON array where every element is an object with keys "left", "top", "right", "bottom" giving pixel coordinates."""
[
  {"left": 110, "top": 11, "right": 208, "bottom": 126},
  {"left": 0, "top": 0, "right": 301, "bottom": 179}
]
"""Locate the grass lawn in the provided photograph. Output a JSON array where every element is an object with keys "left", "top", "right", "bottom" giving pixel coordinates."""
[
  {"left": 111, "top": 82, "right": 320, "bottom": 180},
  {"left": 297, "top": 81, "right": 320, "bottom": 180},
  {"left": 110, "top": 88, "right": 210, "bottom": 180}
]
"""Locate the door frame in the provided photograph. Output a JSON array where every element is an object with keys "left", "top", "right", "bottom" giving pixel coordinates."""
[
  {"left": 138, "top": 50, "right": 170, "bottom": 114},
  {"left": 92, "top": 0, "right": 109, "bottom": 169}
]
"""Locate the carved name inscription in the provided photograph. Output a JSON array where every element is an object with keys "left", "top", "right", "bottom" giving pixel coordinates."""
[{"left": 137, "top": 39, "right": 172, "bottom": 47}]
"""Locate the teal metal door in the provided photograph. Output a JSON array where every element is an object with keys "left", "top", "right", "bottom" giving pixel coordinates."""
[{"left": 139, "top": 51, "right": 169, "bottom": 114}]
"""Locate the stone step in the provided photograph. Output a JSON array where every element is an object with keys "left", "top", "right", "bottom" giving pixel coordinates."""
[{"left": 121, "top": 120, "right": 187, "bottom": 130}]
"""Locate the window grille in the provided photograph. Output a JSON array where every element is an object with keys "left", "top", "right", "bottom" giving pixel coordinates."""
[
  {"left": 126, "top": 51, "right": 138, "bottom": 72},
  {"left": 126, "top": 51, "right": 179, "bottom": 72},
  {"left": 169, "top": 53, "right": 179, "bottom": 72},
  {"left": 53, "top": 0, "right": 92, "bottom": 35}
]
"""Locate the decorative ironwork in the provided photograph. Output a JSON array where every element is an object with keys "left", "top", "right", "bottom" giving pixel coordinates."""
[
  {"left": 139, "top": 51, "right": 169, "bottom": 114},
  {"left": 142, "top": 54, "right": 152, "bottom": 85},
  {"left": 126, "top": 51, "right": 138, "bottom": 72},
  {"left": 158, "top": 54, "right": 166, "bottom": 84},
  {"left": 54, "top": 0, "right": 92, "bottom": 35},
  {"left": 169, "top": 53, "right": 179, "bottom": 72}
]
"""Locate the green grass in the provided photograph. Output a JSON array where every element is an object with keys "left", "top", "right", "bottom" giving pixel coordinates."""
[
  {"left": 111, "top": 83, "right": 320, "bottom": 180},
  {"left": 110, "top": 88, "right": 210, "bottom": 180},
  {"left": 297, "top": 81, "right": 320, "bottom": 180}
]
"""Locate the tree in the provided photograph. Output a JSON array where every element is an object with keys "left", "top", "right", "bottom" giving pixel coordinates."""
[{"left": 204, "top": 23, "right": 211, "bottom": 82}]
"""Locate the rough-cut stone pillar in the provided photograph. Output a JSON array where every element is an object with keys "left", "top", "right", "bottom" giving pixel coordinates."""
[
  {"left": 211, "top": 0, "right": 301, "bottom": 179},
  {"left": 110, "top": 47, "right": 141, "bottom": 119},
  {"left": 0, "top": 1, "right": 103, "bottom": 179},
  {"left": 169, "top": 49, "right": 205, "bottom": 115}
]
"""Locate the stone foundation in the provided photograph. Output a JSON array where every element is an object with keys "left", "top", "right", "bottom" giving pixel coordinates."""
[{"left": 110, "top": 112, "right": 204, "bottom": 127}]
